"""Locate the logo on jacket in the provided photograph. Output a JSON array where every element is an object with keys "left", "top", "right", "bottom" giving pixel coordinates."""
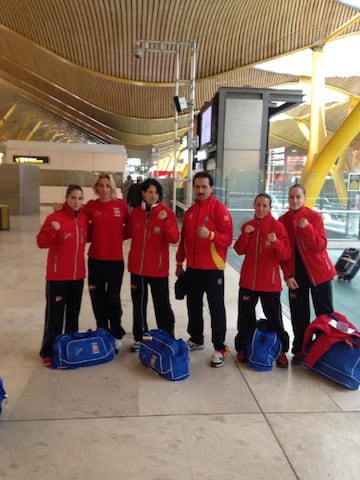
[
  {"left": 154, "top": 227, "right": 160, "bottom": 234},
  {"left": 203, "top": 215, "right": 209, "bottom": 222},
  {"left": 113, "top": 208, "right": 121, "bottom": 217}
]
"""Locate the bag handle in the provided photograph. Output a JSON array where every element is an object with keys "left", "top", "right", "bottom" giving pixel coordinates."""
[{"left": 69, "top": 329, "right": 94, "bottom": 339}]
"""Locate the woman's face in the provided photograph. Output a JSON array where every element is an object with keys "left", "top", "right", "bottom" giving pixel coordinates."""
[
  {"left": 288, "top": 186, "right": 305, "bottom": 211},
  {"left": 142, "top": 185, "right": 160, "bottom": 206},
  {"left": 66, "top": 189, "right": 84, "bottom": 211},
  {"left": 254, "top": 196, "right": 271, "bottom": 219},
  {"left": 96, "top": 178, "right": 112, "bottom": 201}
]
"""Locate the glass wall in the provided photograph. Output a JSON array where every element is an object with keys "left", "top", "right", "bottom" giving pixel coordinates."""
[{"left": 265, "top": 147, "right": 360, "bottom": 241}]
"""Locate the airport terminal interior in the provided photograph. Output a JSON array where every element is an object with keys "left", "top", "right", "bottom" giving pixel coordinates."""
[
  {"left": 1, "top": 1, "right": 360, "bottom": 479},
  {"left": 0, "top": 208, "right": 359, "bottom": 480}
]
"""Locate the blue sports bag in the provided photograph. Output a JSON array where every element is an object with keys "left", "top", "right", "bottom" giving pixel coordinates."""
[
  {"left": 139, "top": 329, "right": 190, "bottom": 381},
  {"left": 246, "top": 328, "right": 281, "bottom": 372},
  {"left": 52, "top": 328, "right": 115, "bottom": 369},
  {"left": 308, "top": 342, "right": 360, "bottom": 390},
  {"left": 0, "top": 377, "right": 7, "bottom": 414},
  {"left": 303, "top": 313, "right": 360, "bottom": 389}
]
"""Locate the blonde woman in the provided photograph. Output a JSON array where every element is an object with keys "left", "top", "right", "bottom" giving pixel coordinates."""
[{"left": 83, "top": 173, "right": 130, "bottom": 352}]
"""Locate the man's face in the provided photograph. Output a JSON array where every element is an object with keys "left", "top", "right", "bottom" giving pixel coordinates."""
[{"left": 193, "top": 177, "right": 213, "bottom": 201}]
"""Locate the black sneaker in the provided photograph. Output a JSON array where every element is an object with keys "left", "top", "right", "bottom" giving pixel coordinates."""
[
  {"left": 187, "top": 339, "right": 205, "bottom": 351},
  {"left": 130, "top": 341, "right": 141, "bottom": 353}
]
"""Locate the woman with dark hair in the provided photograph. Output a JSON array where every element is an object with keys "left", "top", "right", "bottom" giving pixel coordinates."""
[
  {"left": 127, "top": 178, "right": 179, "bottom": 352},
  {"left": 37, "top": 185, "right": 88, "bottom": 367},
  {"left": 279, "top": 183, "right": 336, "bottom": 364},
  {"left": 234, "top": 193, "right": 291, "bottom": 368},
  {"left": 84, "top": 172, "right": 129, "bottom": 353}
]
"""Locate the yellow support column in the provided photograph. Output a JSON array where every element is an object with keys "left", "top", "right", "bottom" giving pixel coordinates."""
[
  {"left": 302, "top": 46, "right": 327, "bottom": 183},
  {"left": 0, "top": 104, "right": 17, "bottom": 127},
  {"left": 330, "top": 151, "right": 348, "bottom": 207},
  {"left": 303, "top": 99, "right": 360, "bottom": 207}
]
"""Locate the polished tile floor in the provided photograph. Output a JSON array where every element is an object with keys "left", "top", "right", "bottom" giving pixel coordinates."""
[{"left": 0, "top": 208, "right": 359, "bottom": 480}]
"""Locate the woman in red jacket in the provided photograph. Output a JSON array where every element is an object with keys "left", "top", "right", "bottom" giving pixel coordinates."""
[
  {"left": 279, "top": 183, "right": 336, "bottom": 364},
  {"left": 37, "top": 185, "right": 88, "bottom": 367},
  {"left": 127, "top": 178, "right": 179, "bottom": 352},
  {"left": 234, "top": 193, "right": 291, "bottom": 368},
  {"left": 84, "top": 173, "right": 130, "bottom": 353}
]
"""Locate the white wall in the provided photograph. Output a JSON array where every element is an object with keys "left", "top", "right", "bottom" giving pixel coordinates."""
[{"left": 4, "top": 141, "right": 126, "bottom": 203}]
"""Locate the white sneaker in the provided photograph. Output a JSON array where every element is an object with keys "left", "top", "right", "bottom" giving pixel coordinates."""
[
  {"left": 114, "top": 338, "right": 122, "bottom": 353},
  {"left": 210, "top": 347, "right": 230, "bottom": 368}
]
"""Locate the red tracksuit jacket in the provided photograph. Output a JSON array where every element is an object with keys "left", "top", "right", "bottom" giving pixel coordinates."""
[
  {"left": 83, "top": 198, "right": 129, "bottom": 261},
  {"left": 127, "top": 202, "right": 179, "bottom": 277},
  {"left": 176, "top": 195, "right": 233, "bottom": 271},
  {"left": 303, "top": 312, "right": 360, "bottom": 367},
  {"left": 279, "top": 206, "right": 336, "bottom": 285},
  {"left": 234, "top": 213, "right": 291, "bottom": 291},
  {"left": 37, "top": 203, "right": 88, "bottom": 281}
]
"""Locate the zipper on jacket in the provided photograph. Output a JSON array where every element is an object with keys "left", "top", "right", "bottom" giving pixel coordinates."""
[
  {"left": 192, "top": 204, "right": 202, "bottom": 266},
  {"left": 73, "top": 216, "right": 79, "bottom": 280},
  {"left": 296, "top": 237, "right": 316, "bottom": 285},
  {"left": 251, "top": 221, "right": 260, "bottom": 290},
  {"left": 139, "top": 209, "right": 148, "bottom": 274},
  {"left": 322, "top": 253, "right": 332, "bottom": 271},
  {"left": 271, "top": 267, "right": 275, "bottom": 285}
]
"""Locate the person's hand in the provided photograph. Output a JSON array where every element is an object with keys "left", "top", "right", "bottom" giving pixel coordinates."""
[
  {"left": 158, "top": 210, "right": 168, "bottom": 220},
  {"left": 197, "top": 225, "right": 210, "bottom": 239},
  {"left": 51, "top": 221, "right": 60, "bottom": 231},
  {"left": 268, "top": 232, "right": 277, "bottom": 242},
  {"left": 176, "top": 265, "right": 185, "bottom": 277},
  {"left": 287, "top": 277, "right": 299, "bottom": 289},
  {"left": 245, "top": 225, "right": 255, "bottom": 234},
  {"left": 298, "top": 217, "right": 309, "bottom": 228}
]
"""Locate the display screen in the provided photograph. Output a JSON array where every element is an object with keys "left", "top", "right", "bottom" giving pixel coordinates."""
[
  {"left": 13, "top": 155, "right": 49, "bottom": 164},
  {"left": 200, "top": 104, "right": 212, "bottom": 147}
]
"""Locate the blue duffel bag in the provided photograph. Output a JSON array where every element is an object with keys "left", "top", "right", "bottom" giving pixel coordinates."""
[
  {"left": 52, "top": 328, "right": 115, "bottom": 369},
  {"left": 303, "top": 313, "right": 360, "bottom": 389},
  {"left": 0, "top": 377, "right": 7, "bottom": 414},
  {"left": 305, "top": 341, "right": 360, "bottom": 390},
  {"left": 139, "top": 329, "right": 190, "bottom": 381},
  {"left": 246, "top": 327, "right": 281, "bottom": 372}
]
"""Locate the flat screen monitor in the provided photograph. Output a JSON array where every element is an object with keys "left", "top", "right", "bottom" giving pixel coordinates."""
[{"left": 199, "top": 104, "right": 212, "bottom": 148}]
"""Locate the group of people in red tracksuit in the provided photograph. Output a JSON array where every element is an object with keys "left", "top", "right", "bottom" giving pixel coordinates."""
[
  {"left": 37, "top": 170, "right": 336, "bottom": 371},
  {"left": 37, "top": 174, "right": 180, "bottom": 366},
  {"left": 234, "top": 184, "right": 336, "bottom": 368}
]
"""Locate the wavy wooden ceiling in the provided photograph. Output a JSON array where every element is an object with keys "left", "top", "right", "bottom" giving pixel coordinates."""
[{"left": 1, "top": 0, "right": 360, "bottom": 157}]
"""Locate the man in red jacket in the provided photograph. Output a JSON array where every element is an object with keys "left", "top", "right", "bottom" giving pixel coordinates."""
[
  {"left": 234, "top": 193, "right": 291, "bottom": 368},
  {"left": 176, "top": 172, "right": 233, "bottom": 368}
]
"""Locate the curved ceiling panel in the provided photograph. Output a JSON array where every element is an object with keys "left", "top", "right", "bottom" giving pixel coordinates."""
[{"left": 0, "top": 0, "right": 360, "bottom": 156}]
